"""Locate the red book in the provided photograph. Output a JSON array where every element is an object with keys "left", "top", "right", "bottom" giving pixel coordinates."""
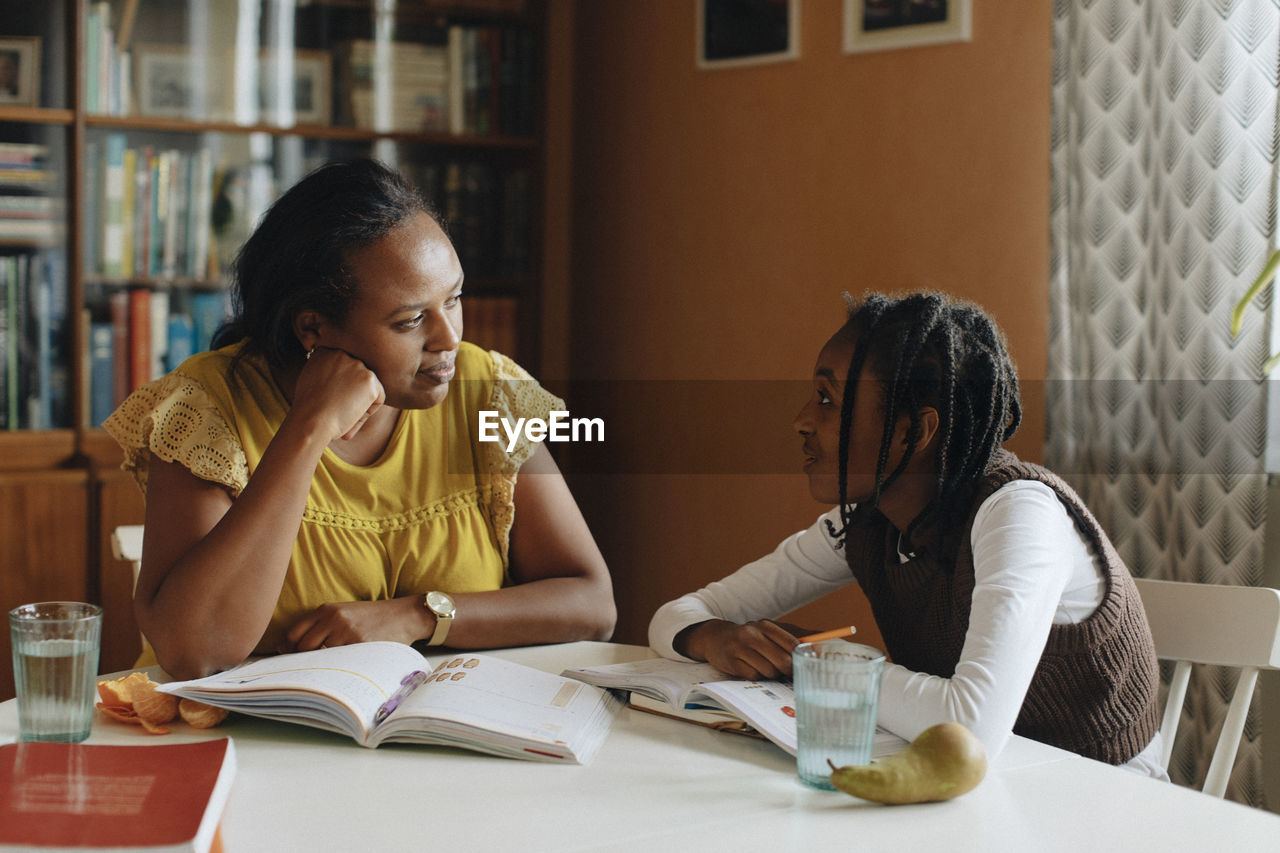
[
  {"left": 127, "top": 288, "right": 152, "bottom": 392},
  {"left": 108, "top": 290, "right": 130, "bottom": 407},
  {"left": 0, "top": 738, "right": 236, "bottom": 852}
]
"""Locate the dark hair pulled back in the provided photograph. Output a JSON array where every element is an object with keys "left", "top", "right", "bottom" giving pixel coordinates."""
[{"left": 212, "top": 158, "right": 437, "bottom": 367}]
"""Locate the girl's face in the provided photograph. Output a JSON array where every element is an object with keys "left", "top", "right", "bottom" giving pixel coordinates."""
[
  {"left": 793, "top": 331, "right": 888, "bottom": 505},
  {"left": 314, "top": 211, "right": 464, "bottom": 410}
]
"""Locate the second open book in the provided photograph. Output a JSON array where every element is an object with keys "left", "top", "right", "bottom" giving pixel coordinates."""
[
  {"left": 158, "top": 642, "right": 620, "bottom": 764},
  {"left": 562, "top": 657, "right": 906, "bottom": 758}
]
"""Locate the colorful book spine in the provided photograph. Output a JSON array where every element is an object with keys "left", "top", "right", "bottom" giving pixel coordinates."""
[
  {"left": 191, "top": 291, "right": 228, "bottom": 353},
  {"left": 101, "top": 133, "right": 128, "bottom": 277},
  {"left": 127, "top": 288, "right": 151, "bottom": 392},
  {"left": 89, "top": 321, "right": 115, "bottom": 426},
  {"left": 108, "top": 290, "right": 129, "bottom": 407}
]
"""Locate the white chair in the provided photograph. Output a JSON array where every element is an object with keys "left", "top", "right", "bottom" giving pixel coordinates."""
[
  {"left": 1134, "top": 577, "right": 1280, "bottom": 798},
  {"left": 110, "top": 524, "right": 145, "bottom": 589}
]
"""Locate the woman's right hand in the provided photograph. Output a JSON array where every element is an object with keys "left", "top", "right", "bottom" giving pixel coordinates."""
[
  {"left": 289, "top": 347, "right": 386, "bottom": 441},
  {"left": 679, "top": 619, "right": 800, "bottom": 680}
]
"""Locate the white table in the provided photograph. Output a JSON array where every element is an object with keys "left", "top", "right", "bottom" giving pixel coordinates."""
[{"left": 4, "top": 642, "right": 1279, "bottom": 852}]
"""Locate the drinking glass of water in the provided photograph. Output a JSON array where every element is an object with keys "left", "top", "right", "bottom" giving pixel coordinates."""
[
  {"left": 9, "top": 602, "right": 103, "bottom": 743},
  {"left": 792, "top": 639, "right": 885, "bottom": 790}
]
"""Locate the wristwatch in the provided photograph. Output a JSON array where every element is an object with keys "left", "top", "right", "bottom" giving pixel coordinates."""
[{"left": 423, "top": 591, "right": 456, "bottom": 646}]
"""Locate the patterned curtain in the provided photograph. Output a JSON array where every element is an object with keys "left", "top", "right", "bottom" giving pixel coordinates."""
[{"left": 1049, "top": 0, "right": 1279, "bottom": 807}]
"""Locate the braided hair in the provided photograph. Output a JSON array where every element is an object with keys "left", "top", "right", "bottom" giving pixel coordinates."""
[{"left": 836, "top": 291, "right": 1022, "bottom": 549}]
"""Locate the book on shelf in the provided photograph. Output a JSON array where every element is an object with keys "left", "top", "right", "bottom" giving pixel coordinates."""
[
  {"left": 89, "top": 320, "right": 115, "bottom": 427},
  {"left": 11, "top": 251, "right": 69, "bottom": 430},
  {"left": 334, "top": 23, "right": 533, "bottom": 137},
  {"left": 562, "top": 657, "right": 907, "bottom": 759},
  {"left": 336, "top": 39, "right": 450, "bottom": 132},
  {"left": 1, "top": 257, "right": 15, "bottom": 429},
  {"left": 91, "top": 140, "right": 217, "bottom": 281},
  {"left": 109, "top": 289, "right": 130, "bottom": 408},
  {"left": 166, "top": 312, "right": 196, "bottom": 372},
  {"left": 32, "top": 252, "right": 69, "bottom": 429},
  {"left": 101, "top": 134, "right": 128, "bottom": 278},
  {"left": 0, "top": 738, "right": 236, "bottom": 853},
  {"left": 0, "top": 143, "right": 49, "bottom": 167},
  {"left": 149, "top": 289, "right": 170, "bottom": 380},
  {"left": 158, "top": 642, "right": 621, "bottom": 764},
  {"left": 190, "top": 291, "right": 229, "bottom": 354},
  {"left": 127, "top": 288, "right": 152, "bottom": 392}
]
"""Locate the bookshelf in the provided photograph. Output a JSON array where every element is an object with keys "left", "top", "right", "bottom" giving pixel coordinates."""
[{"left": 0, "top": 0, "right": 547, "bottom": 699}]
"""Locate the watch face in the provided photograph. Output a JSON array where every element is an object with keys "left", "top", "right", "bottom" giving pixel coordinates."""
[{"left": 426, "top": 591, "right": 456, "bottom": 617}]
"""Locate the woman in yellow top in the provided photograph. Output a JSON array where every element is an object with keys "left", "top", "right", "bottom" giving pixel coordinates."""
[{"left": 105, "top": 159, "right": 615, "bottom": 681}]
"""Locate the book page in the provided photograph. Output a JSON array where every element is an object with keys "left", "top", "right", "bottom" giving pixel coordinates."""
[
  {"left": 159, "top": 642, "right": 428, "bottom": 741},
  {"left": 695, "top": 680, "right": 907, "bottom": 759},
  {"left": 376, "top": 654, "right": 619, "bottom": 760},
  {"left": 560, "top": 658, "right": 730, "bottom": 707}
]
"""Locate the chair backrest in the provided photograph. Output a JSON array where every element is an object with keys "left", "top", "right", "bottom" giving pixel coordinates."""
[
  {"left": 1134, "top": 577, "right": 1280, "bottom": 798},
  {"left": 110, "top": 524, "right": 145, "bottom": 589}
]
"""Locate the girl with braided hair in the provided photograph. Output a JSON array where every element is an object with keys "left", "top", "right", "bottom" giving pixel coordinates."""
[{"left": 649, "top": 291, "right": 1166, "bottom": 776}]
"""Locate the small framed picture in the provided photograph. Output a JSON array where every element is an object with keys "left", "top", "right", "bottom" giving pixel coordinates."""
[
  {"left": 698, "top": 0, "right": 800, "bottom": 70},
  {"left": 844, "top": 0, "right": 971, "bottom": 54},
  {"left": 258, "top": 50, "right": 332, "bottom": 126},
  {"left": 0, "top": 37, "right": 41, "bottom": 107},
  {"left": 135, "top": 45, "right": 229, "bottom": 120}
]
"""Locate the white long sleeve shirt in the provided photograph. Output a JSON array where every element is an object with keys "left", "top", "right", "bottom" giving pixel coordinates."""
[{"left": 648, "top": 480, "right": 1166, "bottom": 778}]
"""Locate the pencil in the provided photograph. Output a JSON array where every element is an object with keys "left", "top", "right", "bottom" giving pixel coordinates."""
[{"left": 798, "top": 625, "right": 857, "bottom": 643}]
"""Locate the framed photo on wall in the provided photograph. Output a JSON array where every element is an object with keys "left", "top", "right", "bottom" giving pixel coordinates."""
[
  {"left": 844, "top": 0, "right": 971, "bottom": 54},
  {"left": 0, "top": 37, "right": 41, "bottom": 107},
  {"left": 698, "top": 0, "right": 800, "bottom": 70}
]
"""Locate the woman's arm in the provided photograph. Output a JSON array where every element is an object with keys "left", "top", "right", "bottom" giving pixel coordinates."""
[
  {"left": 283, "top": 443, "right": 616, "bottom": 651},
  {"left": 874, "top": 481, "right": 1080, "bottom": 758},
  {"left": 134, "top": 349, "right": 384, "bottom": 679},
  {"left": 437, "top": 443, "right": 615, "bottom": 646}
]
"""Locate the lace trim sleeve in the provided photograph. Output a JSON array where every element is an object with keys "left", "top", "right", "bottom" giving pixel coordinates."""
[
  {"left": 486, "top": 350, "right": 567, "bottom": 476},
  {"left": 482, "top": 350, "right": 566, "bottom": 566},
  {"left": 101, "top": 372, "right": 249, "bottom": 498}
]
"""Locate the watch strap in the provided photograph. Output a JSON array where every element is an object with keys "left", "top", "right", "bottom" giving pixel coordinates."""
[{"left": 424, "top": 592, "right": 454, "bottom": 646}]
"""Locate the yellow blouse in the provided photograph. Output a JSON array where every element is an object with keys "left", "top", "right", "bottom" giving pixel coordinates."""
[{"left": 104, "top": 341, "right": 563, "bottom": 657}]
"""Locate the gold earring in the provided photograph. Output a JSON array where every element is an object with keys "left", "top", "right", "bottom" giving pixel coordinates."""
[{"left": 306, "top": 345, "right": 316, "bottom": 360}]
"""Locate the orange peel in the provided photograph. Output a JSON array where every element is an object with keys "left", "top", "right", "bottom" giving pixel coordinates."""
[
  {"left": 132, "top": 680, "right": 180, "bottom": 725},
  {"left": 179, "top": 698, "right": 229, "bottom": 729},
  {"left": 96, "top": 671, "right": 226, "bottom": 734},
  {"left": 96, "top": 671, "right": 151, "bottom": 707}
]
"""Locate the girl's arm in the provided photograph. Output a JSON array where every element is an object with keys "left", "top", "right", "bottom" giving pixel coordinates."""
[
  {"left": 874, "top": 481, "right": 1080, "bottom": 758},
  {"left": 647, "top": 506, "right": 852, "bottom": 676}
]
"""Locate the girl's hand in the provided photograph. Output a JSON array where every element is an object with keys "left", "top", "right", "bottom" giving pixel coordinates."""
[
  {"left": 680, "top": 619, "right": 800, "bottom": 680},
  {"left": 289, "top": 347, "right": 386, "bottom": 441},
  {"left": 282, "top": 598, "right": 430, "bottom": 652}
]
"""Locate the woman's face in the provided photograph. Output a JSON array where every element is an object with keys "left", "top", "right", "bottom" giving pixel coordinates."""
[
  {"left": 793, "top": 330, "right": 894, "bottom": 506},
  {"left": 317, "top": 211, "right": 463, "bottom": 410}
]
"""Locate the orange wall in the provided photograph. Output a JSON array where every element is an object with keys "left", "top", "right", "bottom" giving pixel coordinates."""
[{"left": 562, "top": 1, "right": 1052, "bottom": 646}]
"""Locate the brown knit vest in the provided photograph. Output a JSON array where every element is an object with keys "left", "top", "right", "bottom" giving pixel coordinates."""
[{"left": 844, "top": 449, "right": 1160, "bottom": 764}]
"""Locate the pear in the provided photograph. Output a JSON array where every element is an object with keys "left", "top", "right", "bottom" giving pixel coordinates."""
[{"left": 828, "top": 721, "right": 987, "bottom": 804}]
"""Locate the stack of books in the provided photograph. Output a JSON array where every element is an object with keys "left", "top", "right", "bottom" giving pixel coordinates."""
[
  {"left": 0, "top": 143, "right": 61, "bottom": 246},
  {"left": 337, "top": 40, "right": 449, "bottom": 132},
  {"left": 335, "top": 25, "right": 536, "bottom": 138}
]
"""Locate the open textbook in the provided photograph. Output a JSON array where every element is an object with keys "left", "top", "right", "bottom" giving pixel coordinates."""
[
  {"left": 563, "top": 657, "right": 906, "bottom": 758},
  {"left": 158, "top": 642, "right": 620, "bottom": 764}
]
